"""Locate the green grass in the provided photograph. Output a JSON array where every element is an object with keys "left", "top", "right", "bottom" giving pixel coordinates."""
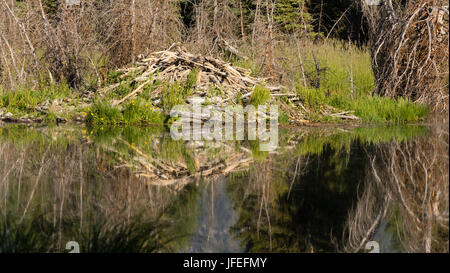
[
  {"left": 85, "top": 99, "right": 166, "bottom": 126},
  {"left": 106, "top": 70, "right": 123, "bottom": 85},
  {"left": 278, "top": 112, "right": 290, "bottom": 124},
  {"left": 296, "top": 84, "right": 326, "bottom": 110},
  {"left": 0, "top": 82, "right": 73, "bottom": 119},
  {"left": 250, "top": 85, "right": 271, "bottom": 107},
  {"left": 335, "top": 96, "right": 428, "bottom": 123},
  {"left": 271, "top": 39, "right": 428, "bottom": 123},
  {"left": 293, "top": 41, "right": 428, "bottom": 123},
  {"left": 161, "top": 82, "right": 185, "bottom": 111},
  {"left": 296, "top": 83, "right": 428, "bottom": 123},
  {"left": 183, "top": 67, "right": 198, "bottom": 95},
  {"left": 232, "top": 57, "right": 261, "bottom": 77},
  {"left": 104, "top": 80, "right": 134, "bottom": 101},
  {"left": 123, "top": 98, "right": 166, "bottom": 125},
  {"left": 85, "top": 102, "right": 123, "bottom": 125}
]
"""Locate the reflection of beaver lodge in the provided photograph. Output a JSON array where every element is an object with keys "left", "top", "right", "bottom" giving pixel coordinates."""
[
  {"left": 133, "top": 139, "right": 256, "bottom": 189},
  {"left": 361, "top": 0, "right": 449, "bottom": 111}
]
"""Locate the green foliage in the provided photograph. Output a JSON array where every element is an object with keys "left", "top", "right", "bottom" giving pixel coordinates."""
[
  {"left": 183, "top": 67, "right": 198, "bottom": 95},
  {"left": 86, "top": 99, "right": 165, "bottom": 126},
  {"left": 106, "top": 70, "right": 123, "bottom": 85},
  {"left": 85, "top": 102, "right": 123, "bottom": 125},
  {"left": 296, "top": 84, "right": 326, "bottom": 110},
  {"left": 209, "top": 84, "right": 222, "bottom": 97},
  {"left": 107, "top": 80, "right": 133, "bottom": 100},
  {"left": 250, "top": 85, "right": 271, "bottom": 107},
  {"left": 161, "top": 82, "right": 185, "bottom": 111},
  {"left": 236, "top": 92, "right": 243, "bottom": 105},
  {"left": 302, "top": 41, "right": 375, "bottom": 98},
  {"left": 232, "top": 57, "right": 261, "bottom": 77},
  {"left": 43, "top": 111, "right": 59, "bottom": 124},
  {"left": 274, "top": 0, "right": 313, "bottom": 33},
  {"left": 139, "top": 79, "right": 162, "bottom": 100},
  {"left": 0, "top": 83, "right": 73, "bottom": 116},
  {"left": 278, "top": 112, "right": 290, "bottom": 124},
  {"left": 291, "top": 41, "right": 428, "bottom": 123},
  {"left": 122, "top": 98, "right": 166, "bottom": 125}
]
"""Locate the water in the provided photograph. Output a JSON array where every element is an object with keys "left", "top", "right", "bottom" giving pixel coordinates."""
[{"left": 0, "top": 122, "right": 447, "bottom": 253}]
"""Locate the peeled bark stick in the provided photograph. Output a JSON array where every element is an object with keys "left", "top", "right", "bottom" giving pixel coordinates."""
[
  {"left": 112, "top": 79, "right": 152, "bottom": 106},
  {"left": 177, "top": 56, "right": 227, "bottom": 77}
]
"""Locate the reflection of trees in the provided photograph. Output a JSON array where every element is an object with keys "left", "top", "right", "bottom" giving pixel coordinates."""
[
  {"left": 228, "top": 141, "right": 370, "bottom": 252},
  {"left": 2, "top": 123, "right": 446, "bottom": 253},
  {"left": 340, "top": 167, "right": 390, "bottom": 252},
  {"left": 373, "top": 122, "right": 448, "bottom": 252},
  {"left": 228, "top": 123, "right": 448, "bottom": 253},
  {"left": 343, "top": 121, "right": 449, "bottom": 253},
  {"left": 0, "top": 128, "right": 202, "bottom": 252}
]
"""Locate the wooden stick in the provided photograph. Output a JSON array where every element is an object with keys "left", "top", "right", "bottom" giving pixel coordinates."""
[{"left": 112, "top": 79, "right": 152, "bottom": 106}]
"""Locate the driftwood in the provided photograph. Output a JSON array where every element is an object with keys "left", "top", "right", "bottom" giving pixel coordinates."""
[{"left": 0, "top": 115, "right": 42, "bottom": 124}]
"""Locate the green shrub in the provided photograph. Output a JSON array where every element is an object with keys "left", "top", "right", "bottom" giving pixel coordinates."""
[
  {"left": 85, "top": 102, "right": 123, "bottom": 125},
  {"left": 232, "top": 58, "right": 260, "bottom": 77},
  {"left": 108, "top": 81, "right": 133, "bottom": 100},
  {"left": 278, "top": 112, "right": 290, "bottom": 124},
  {"left": 122, "top": 98, "right": 166, "bottom": 125}
]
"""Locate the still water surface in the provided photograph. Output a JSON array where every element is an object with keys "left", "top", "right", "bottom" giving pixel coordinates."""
[{"left": 0, "top": 123, "right": 447, "bottom": 253}]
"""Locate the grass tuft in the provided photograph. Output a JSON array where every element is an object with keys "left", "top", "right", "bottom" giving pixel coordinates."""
[{"left": 250, "top": 85, "right": 271, "bottom": 107}]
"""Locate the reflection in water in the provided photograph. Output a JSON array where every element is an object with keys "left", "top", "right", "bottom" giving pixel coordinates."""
[
  {"left": 185, "top": 177, "right": 243, "bottom": 253},
  {"left": 0, "top": 126, "right": 202, "bottom": 252},
  {"left": 0, "top": 123, "right": 447, "bottom": 253},
  {"left": 371, "top": 121, "right": 448, "bottom": 252},
  {"left": 342, "top": 119, "right": 448, "bottom": 253},
  {"left": 228, "top": 138, "right": 375, "bottom": 252}
]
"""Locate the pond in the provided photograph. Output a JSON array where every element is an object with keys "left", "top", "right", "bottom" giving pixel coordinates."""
[{"left": 0, "top": 122, "right": 448, "bottom": 253}]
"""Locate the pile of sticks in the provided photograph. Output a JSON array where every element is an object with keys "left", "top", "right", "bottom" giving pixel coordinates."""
[
  {"left": 106, "top": 45, "right": 282, "bottom": 105},
  {"left": 100, "top": 45, "right": 361, "bottom": 122}
]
